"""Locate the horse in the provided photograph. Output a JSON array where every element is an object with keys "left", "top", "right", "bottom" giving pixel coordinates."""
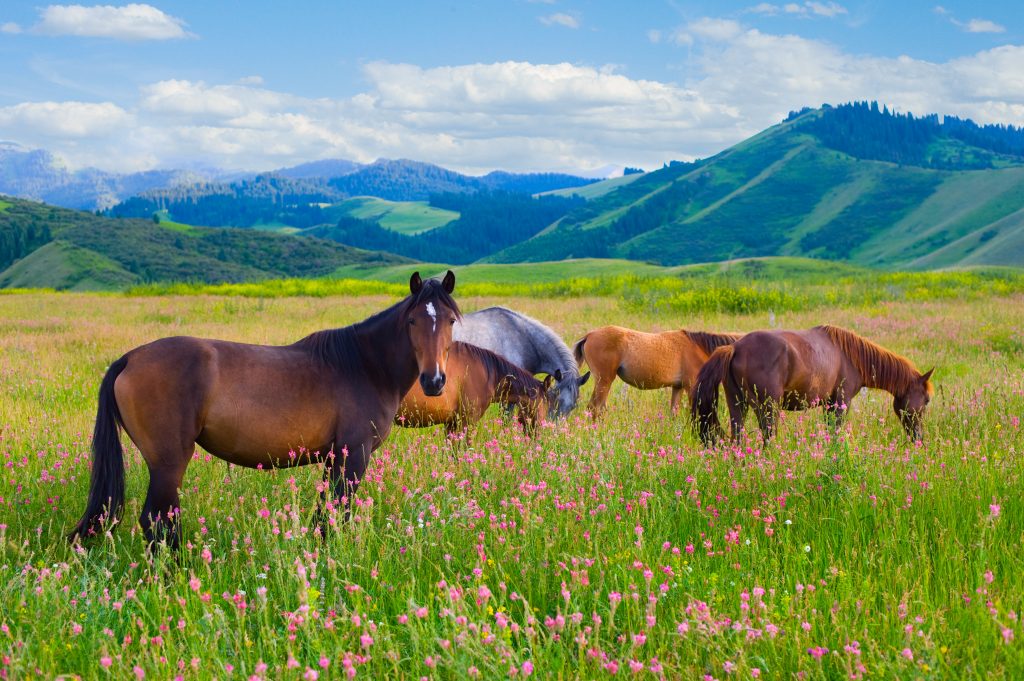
[
  {"left": 691, "top": 324, "right": 934, "bottom": 445},
  {"left": 453, "top": 306, "right": 590, "bottom": 419},
  {"left": 572, "top": 326, "right": 741, "bottom": 418},
  {"left": 68, "top": 271, "right": 461, "bottom": 548},
  {"left": 396, "top": 341, "right": 555, "bottom": 443}
]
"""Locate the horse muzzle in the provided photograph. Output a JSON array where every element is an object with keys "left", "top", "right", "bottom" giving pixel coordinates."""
[{"left": 420, "top": 372, "right": 446, "bottom": 396}]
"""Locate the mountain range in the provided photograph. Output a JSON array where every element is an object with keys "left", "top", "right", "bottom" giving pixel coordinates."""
[{"left": 3, "top": 102, "right": 1024, "bottom": 290}]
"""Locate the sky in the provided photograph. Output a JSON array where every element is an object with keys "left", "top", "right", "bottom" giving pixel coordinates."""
[{"left": 0, "top": 1, "right": 1022, "bottom": 175}]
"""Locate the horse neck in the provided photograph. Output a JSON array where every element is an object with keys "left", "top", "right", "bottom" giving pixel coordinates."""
[
  {"left": 354, "top": 311, "right": 418, "bottom": 398},
  {"left": 824, "top": 326, "right": 914, "bottom": 396}
]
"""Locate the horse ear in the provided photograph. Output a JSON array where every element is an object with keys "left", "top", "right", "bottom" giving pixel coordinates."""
[
  {"left": 543, "top": 374, "right": 555, "bottom": 390},
  {"left": 921, "top": 367, "right": 934, "bottom": 383},
  {"left": 578, "top": 371, "right": 591, "bottom": 386},
  {"left": 409, "top": 271, "right": 423, "bottom": 295},
  {"left": 442, "top": 270, "right": 456, "bottom": 294}
]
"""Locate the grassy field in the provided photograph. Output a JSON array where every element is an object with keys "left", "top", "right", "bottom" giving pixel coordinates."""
[
  {"left": 1, "top": 279, "right": 1023, "bottom": 679},
  {"left": 324, "top": 197, "right": 460, "bottom": 235}
]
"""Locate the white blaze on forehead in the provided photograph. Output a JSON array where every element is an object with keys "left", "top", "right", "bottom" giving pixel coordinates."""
[{"left": 425, "top": 302, "right": 437, "bottom": 332}]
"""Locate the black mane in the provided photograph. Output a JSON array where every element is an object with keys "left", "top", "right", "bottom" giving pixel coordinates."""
[{"left": 296, "top": 278, "right": 462, "bottom": 376}]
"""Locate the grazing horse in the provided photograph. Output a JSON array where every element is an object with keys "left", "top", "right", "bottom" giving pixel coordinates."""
[
  {"left": 454, "top": 306, "right": 589, "bottom": 419},
  {"left": 573, "top": 326, "right": 741, "bottom": 418},
  {"left": 692, "top": 324, "right": 934, "bottom": 445},
  {"left": 396, "top": 341, "right": 555, "bottom": 442},
  {"left": 68, "top": 271, "right": 460, "bottom": 548}
]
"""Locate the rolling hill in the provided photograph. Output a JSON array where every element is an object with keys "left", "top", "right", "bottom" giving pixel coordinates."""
[
  {"left": 0, "top": 197, "right": 408, "bottom": 290},
  {"left": 490, "top": 103, "right": 1024, "bottom": 269}
]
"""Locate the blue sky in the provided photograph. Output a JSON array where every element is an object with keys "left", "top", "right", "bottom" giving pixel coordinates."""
[{"left": 1, "top": 1, "right": 1022, "bottom": 174}]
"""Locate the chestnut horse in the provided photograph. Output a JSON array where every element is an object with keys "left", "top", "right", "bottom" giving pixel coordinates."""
[
  {"left": 69, "top": 271, "right": 460, "bottom": 547},
  {"left": 396, "top": 341, "right": 555, "bottom": 442},
  {"left": 573, "top": 326, "right": 741, "bottom": 418},
  {"left": 692, "top": 324, "right": 934, "bottom": 445}
]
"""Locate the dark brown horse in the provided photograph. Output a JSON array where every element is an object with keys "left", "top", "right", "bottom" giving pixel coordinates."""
[
  {"left": 69, "top": 271, "right": 460, "bottom": 547},
  {"left": 573, "top": 326, "right": 741, "bottom": 418},
  {"left": 692, "top": 324, "right": 934, "bottom": 445},
  {"left": 396, "top": 341, "right": 555, "bottom": 442}
]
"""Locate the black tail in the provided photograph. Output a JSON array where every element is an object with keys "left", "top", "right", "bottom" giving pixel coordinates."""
[
  {"left": 573, "top": 335, "right": 588, "bottom": 367},
  {"left": 68, "top": 356, "right": 128, "bottom": 543},
  {"left": 691, "top": 346, "right": 735, "bottom": 446}
]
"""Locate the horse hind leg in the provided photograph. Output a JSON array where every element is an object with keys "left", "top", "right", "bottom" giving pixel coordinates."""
[
  {"left": 753, "top": 390, "right": 782, "bottom": 446},
  {"left": 140, "top": 458, "right": 189, "bottom": 550},
  {"left": 725, "top": 385, "right": 747, "bottom": 443}
]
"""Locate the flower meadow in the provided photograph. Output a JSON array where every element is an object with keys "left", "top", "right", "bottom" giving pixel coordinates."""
[{"left": 0, "top": 288, "right": 1022, "bottom": 679}]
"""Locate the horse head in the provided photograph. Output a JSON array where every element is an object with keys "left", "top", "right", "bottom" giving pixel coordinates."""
[
  {"left": 406, "top": 271, "right": 459, "bottom": 396},
  {"left": 893, "top": 367, "right": 934, "bottom": 442},
  {"left": 546, "top": 368, "right": 591, "bottom": 419}
]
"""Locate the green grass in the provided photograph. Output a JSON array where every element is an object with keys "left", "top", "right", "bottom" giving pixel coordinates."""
[
  {"left": 124, "top": 259, "right": 1024, "bottom": 319},
  {"left": 0, "top": 199, "right": 11, "bottom": 213},
  {"left": 540, "top": 173, "right": 645, "bottom": 200},
  {"left": 154, "top": 211, "right": 201, "bottom": 235},
  {"left": 0, "top": 240, "right": 138, "bottom": 290},
  {"left": 1, "top": 284, "right": 1022, "bottom": 679},
  {"left": 326, "top": 197, "right": 459, "bottom": 234}
]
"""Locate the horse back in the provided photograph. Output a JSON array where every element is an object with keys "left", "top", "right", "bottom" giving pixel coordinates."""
[{"left": 732, "top": 329, "right": 847, "bottom": 399}]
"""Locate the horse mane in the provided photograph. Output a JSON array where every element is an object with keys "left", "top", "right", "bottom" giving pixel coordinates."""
[
  {"left": 296, "top": 325, "right": 364, "bottom": 377},
  {"left": 818, "top": 325, "right": 919, "bottom": 394},
  {"left": 297, "top": 278, "right": 462, "bottom": 376},
  {"left": 455, "top": 341, "right": 541, "bottom": 398},
  {"left": 685, "top": 330, "right": 742, "bottom": 355}
]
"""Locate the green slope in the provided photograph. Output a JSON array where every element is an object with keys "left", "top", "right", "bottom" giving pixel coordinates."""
[
  {"left": 488, "top": 111, "right": 1024, "bottom": 269},
  {"left": 0, "top": 241, "right": 138, "bottom": 290},
  {"left": 0, "top": 197, "right": 411, "bottom": 290},
  {"left": 323, "top": 197, "right": 459, "bottom": 234}
]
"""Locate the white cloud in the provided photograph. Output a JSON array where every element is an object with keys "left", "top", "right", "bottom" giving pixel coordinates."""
[
  {"left": 964, "top": 18, "right": 1005, "bottom": 34},
  {"left": 1, "top": 21, "right": 22, "bottom": 33},
  {"left": 34, "top": 4, "right": 191, "bottom": 41},
  {"left": 647, "top": 29, "right": 662, "bottom": 44},
  {"left": 804, "top": 2, "right": 847, "bottom": 17},
  {"left": 0, "top": 101, "right": 132, "bottom": 138},
  {"left": 935, "top": 7, "right": 1006, "bottom": 34},
  {"left": 747, "top": 2, "right": 847, "bottom": 18},
  {"left": 539, "top": 13, "right": 580, "bottom": 29}
]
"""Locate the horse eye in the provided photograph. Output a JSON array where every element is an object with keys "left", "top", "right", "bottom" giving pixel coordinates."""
[
  {"left": 449, "top": 318, "right": 456, "bottom": 325},
  {"left": 408, "top": 319, "right": 415, "bottom": 326}
]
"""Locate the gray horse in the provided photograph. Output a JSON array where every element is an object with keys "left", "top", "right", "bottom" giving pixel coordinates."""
[{"left": 453, "top": 306, "right": 590, "bottom": 419}]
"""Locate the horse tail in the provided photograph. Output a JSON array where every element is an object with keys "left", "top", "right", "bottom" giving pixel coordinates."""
[
  {"left": 573, "top": 335, "right": 588, "bottom": 367},
  {"left": 692, "top": 346, "right": 734, "bottom": 446},
  {"left": 68, "top": 356, "right": 128, "bottom": 543}
]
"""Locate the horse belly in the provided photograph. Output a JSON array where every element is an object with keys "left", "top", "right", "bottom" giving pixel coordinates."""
[
  {"left": 619, "top": 336, "right": 682, "bottom": 389},
  {"left": 198, "top": 404, "right": 337, "bottom": 467}
]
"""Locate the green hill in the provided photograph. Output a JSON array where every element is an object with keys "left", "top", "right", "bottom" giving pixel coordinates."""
[
  {"left": 0, "top": 197, "right": 410, "bottom": 290},
  {"left": 322, "top": 197, "right": 459, "bottom": 234},
  {"left": 488, "top": 105, "right": 1024, "bottom": 269}
]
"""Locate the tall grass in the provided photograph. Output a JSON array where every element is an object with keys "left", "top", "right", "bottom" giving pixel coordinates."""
[
  {"left": 0, "top": 288, "right": 1021, "bottom": 679},
  {"left": 125, "top": 268, "right": 1024, "bottom": 316}
]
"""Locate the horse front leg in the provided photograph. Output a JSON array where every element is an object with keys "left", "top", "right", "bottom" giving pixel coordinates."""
[
  {"left": 317, "top": 438, "right": 372, "bottom": 536},
  {"left": 670, "top": 386, "right": 683, "bottom": 417}
]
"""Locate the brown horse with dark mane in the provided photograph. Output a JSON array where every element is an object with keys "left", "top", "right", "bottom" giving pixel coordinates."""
[
  {"left": 692, "top": 324, "right": 934, "bottom": 445},
  {"left": 573, "top": 326, "right": 741, "bottom": 418},
  {"left": 69, "top": 271, "right": 460, "bottom": 548},
  {"left": 396, "top": 341, "right": 555, "bottom": 442}
]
